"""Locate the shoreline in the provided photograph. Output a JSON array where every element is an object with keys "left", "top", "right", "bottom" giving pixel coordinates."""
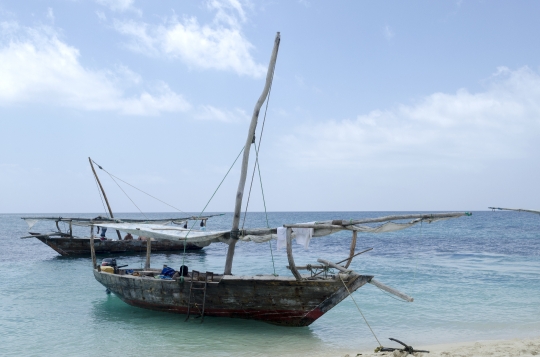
[{"left": 351, "top": 336, "right": 540, "bottom": 357}]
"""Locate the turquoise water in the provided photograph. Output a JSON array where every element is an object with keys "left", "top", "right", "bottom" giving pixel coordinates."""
[{"left": 1, "top": 211, "right": 539, "bottom": 356}]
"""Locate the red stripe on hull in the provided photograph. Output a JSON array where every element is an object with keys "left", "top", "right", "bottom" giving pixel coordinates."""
[{"left": 118, "top": 296, "right": 322, "bottom": 326}]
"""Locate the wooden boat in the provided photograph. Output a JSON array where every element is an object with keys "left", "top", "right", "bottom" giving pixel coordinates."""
[
  {"left": 22, "top": 147, "right": 222, "bottom": 256},
  {"left": 89, "top": 33, "right": 471, "bottom": 326},
  {"left": 21, "top": 216, "right": 217, "bottom": 256},
  {"left": 28, "top": 233, "right": 203, "bottom": 255}
]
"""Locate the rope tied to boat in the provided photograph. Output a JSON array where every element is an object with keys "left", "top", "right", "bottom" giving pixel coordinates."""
[{"left": 339, "top": 274, "right": 383, "bottom": 349}]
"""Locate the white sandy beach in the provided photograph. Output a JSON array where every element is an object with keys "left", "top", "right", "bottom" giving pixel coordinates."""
[{"left": 349, "top": 336, "right": 540, "bottom": 357}]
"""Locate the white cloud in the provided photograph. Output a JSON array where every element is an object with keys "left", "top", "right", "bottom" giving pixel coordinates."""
[
  {"left": 96, "top": 10, "right": 107, "bottom": 21},
  {"left": 0, "top": 22, "right": 191, "bottom": 115},
  {"left": 281, "top": 67, "right": 540, "bottom": 169},
  {"left": 96, "top": 0, "right": 137, "bottom": 13},
  {"left": 195, "top": 105, "right": 249, "bottom": 122},
  {"left": 384, "top": 25, "right": 394, "bottom": 40},
  {"left": 113, "top": 0, "right": 266, "bottom": 77},
  {"left": 46, "top": 8, "right": 55, "bottom": 23}
]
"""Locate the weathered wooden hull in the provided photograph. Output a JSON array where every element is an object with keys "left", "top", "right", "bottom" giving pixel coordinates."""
[
  {"left": 36, "top": 237, "right": 203, "bottom": 256},
  {"left": 93, "top": 270, "right": 372, "bottom": 326}
]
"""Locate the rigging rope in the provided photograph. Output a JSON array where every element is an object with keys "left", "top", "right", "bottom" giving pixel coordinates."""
[
  {"left": 91, "top": 159, "right": 186, "bottom": 213},
  {"left": 339, "top": 275, "right": 383, "bottom": 348},
  {"left": 106, "top": 172, "right": 148, "bottom": 220},
  {"left": 93, "top": 174, "right": 110, "bottom": 218},
  {"left": 180, "top": 146, "right": 245, "bottom": 271},
  {"left": 254, "top": 142, "right": 276, "bottom": 275}
]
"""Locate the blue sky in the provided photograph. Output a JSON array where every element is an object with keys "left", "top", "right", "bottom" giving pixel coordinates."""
[{"left": 1, "top": 0, "right": 540, "bottom": 214}]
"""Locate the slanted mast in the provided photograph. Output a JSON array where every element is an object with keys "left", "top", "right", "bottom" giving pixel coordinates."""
[{"left": 224, "top": 32, "right": 281, "bottom": 275}]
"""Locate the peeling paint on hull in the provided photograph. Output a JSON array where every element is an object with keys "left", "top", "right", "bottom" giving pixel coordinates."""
[
  {"left": 37, "top": 237, "right": 203, "bottom": 256},
  {"left": 94, "top": 270, "right": 372, "bottom": 327}
]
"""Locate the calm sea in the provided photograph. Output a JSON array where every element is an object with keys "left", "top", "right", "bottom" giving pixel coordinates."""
[{"left": 1, "top": 211, "right": 539, "bottom": 356}]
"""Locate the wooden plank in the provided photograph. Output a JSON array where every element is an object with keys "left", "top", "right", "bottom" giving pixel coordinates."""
[
  {"left": 369, "top": 278, "right": 414, "bottom": 302},
  {"left": 287, "top": 265, "right": 326, "bottom": 270},
  {"left": 317, "top": 258, "right": 351, "bottom": 273}
]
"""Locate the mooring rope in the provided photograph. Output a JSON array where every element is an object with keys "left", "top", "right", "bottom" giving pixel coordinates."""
[{"left": 339, "top": 275, "right": 383, "bottom": 348}]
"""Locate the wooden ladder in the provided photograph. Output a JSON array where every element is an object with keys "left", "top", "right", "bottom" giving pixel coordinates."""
[{"left": 185, "top": 270, "right": 213, "bottom": 322}]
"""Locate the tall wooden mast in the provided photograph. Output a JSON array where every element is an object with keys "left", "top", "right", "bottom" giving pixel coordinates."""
[
  {"left": 89, "top": 157, "right": 123, "bottom": 240},
  {"left": 224, "top": 32, "right": 280, "bottom": 275}
]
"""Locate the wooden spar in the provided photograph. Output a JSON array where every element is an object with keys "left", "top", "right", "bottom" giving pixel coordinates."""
[
  {"left": 224, "top": 32, "right": 281, "bottom": 275},
  {"left": 369, "top": 278, "right": 414, "bottom": 302},
  {"left": 335, "top": 248, "right": 373, "bottom": 265},
  {"left": 488, "top": 206, "right": 540, "bottom": 215},
  {"left": 284, "top": 212, "right": 468, "bottom": 230},
  {"left": 321, "top": 212, "right": 468, "bottom": 226},
  {"left": 88, "top": 157, "right": 123, "bottom": 241},
  {"left": 145, "top": 238, "right": 151, "bottom": 270},
  {"left": 287, "top": 264, "right": 326, "bottom": 270},
  {"left": 317, "top": 258, "right": 352, "bottom": 273},
  {"left": 286, "top": 227, "right": 302, "bottom": 280},
  {"left": 344, "top": 231, "right": 357, "bottom": 269},
  {"left": 90, "top": 226, "right": 97, "bottom": 269}
]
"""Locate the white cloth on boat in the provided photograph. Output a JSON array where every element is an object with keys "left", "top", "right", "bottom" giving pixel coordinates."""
[
  {"left": 24, "top": 219, "right": 39, "bottom": 230},
  {"left": 276, "top": 225, "right": 313, "bottom": 250},
  {"left": 293, "top": 227, "right": 313, "bottom": 250},
  {"left": 276, "top": 227, "right": 287, "bottom": 250}
]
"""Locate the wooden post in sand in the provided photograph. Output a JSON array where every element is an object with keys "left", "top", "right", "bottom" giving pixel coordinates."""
[
  {"left": 224, "top": 32, "right": 281, "bottom": 275},
  {"left": 145, "top": 238, "right": 151, "bottom": 270}
]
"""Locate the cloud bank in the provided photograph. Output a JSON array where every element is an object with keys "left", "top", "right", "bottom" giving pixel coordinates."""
[
  {"left": 282, "top": 67, "right": 540, "bottom": 169},
  {"left": 0, "top": 22, "right": 190, "bottom": 115},
  {"left": 113, "top": 0, "right": 266, "bottom": 77}
]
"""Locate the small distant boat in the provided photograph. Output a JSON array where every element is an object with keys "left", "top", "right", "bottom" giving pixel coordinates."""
[
  {"left": 89, "top": 33, "right": 473, "bottom": 326},
  {"left": 20, "top": 216, "right": 220, "bottom": 256}
]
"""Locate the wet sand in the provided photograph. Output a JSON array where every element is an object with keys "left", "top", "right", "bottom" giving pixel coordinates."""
[{"left": 351, "top": 336, "right": 540, "bottom": 357}]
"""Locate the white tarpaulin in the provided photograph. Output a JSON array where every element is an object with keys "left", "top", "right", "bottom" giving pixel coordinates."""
[
  {"left": 91, "top": 223, "right": 228, "bottom": 244},
  {"left": 92, "top": 218, "right": 447, "bottom": 246}
]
